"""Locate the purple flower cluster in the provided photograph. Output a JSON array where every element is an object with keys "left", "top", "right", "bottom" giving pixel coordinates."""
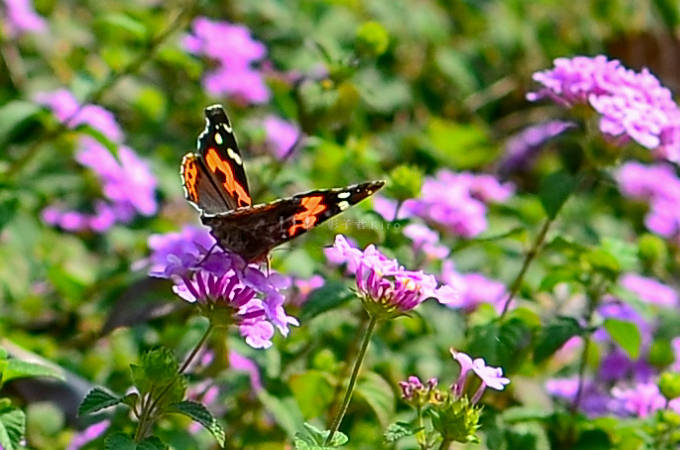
[
  {"left": 42, "top": 138, "right": 157, "bottom": 232},
  {"left": 183, "top": 17, "right": 269, "bottom": 104},
  {"left": 263, "top": 115, "right": 300, "bottom": 160},
  {"left": 375, "top": 170, "right": 513, "bottom": 238},
  {"left": 147, "top": 226, "right": 297, "bottom": 348},
  {"left": 528, "top": 55, "right": 680, "bottom": 161},
  {"left": 616, "top": 161, "right": 680, "bottom": 239},
  {"left": 620, "top": 273, "right": 677, "bottom": 307},
  {"left": 499, "top": 120, "right": 575, "bottom": 174},
  {"left": 544, "top": 292, "right": 680, "bottom": 418},
  {"left": 36, "top": 89, "right": 157, "bottom": 232},
  {"left": 451, "top": 350, "right": 510, "bottom": 403},
  {"left": 327, "top": 235, "right": 459, "bottom": 315},
  {"left": 35, "top": 89, "right": 123, "bottom": 143},
  {"left": 399, "top": 376, "right": 439, "bottom": 403},
  {"left": 403, "top": 223, "right": 450, "bottom": 261},
  {"left": 2, "top": 0, "right": 46, "bottom": 36},
  {"left": 440, "top": 260, "right": 506, "bottom": 312}
]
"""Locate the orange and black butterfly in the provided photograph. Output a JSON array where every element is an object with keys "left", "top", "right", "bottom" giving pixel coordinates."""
[{"left": 181, "top": 105, "right": 384, "bottom": 262}]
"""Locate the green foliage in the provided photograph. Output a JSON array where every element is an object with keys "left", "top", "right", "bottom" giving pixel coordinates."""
[
  {"left": 603, "top": 319, "right": 641, "bottom": 359},
  {"left": 104, "top": 433, "right": 168, "bottom": 450},
  {"left": 355, "top": 21, "right": 390, "bottom": 57},
  {"left": 167, "top": 401, "right": 225, "bottom": 447},
  {"left": 658, "top": 372, "right": 680, "bottom": 401},
  {"left": 533, "top": 317, "right": 583, "bottom": 364},
  {"left": 294, "top": 423, "right": 348, "bottom": 449},
  {"left": 538, "top": 171, "right": 579, "bottom": 219},
  {"left": 383, "top": 421, "right": 420, "bottom": 443},
  {"left": 0, "top": 400, "right": 25, "bottom": 450},
  {"left": 78, "top": 388, "right": 122, "bottom": 416},
  {"left": 385, "top": 164, "right": 424, "bottom": 202}
]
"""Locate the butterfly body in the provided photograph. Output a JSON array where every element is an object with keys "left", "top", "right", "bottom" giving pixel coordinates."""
[{"left": 181, "top": 105, "right": 384, "bottom": 262}]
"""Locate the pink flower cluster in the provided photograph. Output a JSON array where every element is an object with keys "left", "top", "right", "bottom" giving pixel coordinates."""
[
  {"left": 183, "top": 17, "right": 269, "bottom": 104},
  {"left": 326, "top": 235, "right": 460, "bottom": 313},
  {"left": 616, "top": 161, "right": 680, "bottom": 238},
  {"left": 440, "top": 260, "right": 506, "bottom": 312},
  {"left": 375, "top": 170, "right": 513, "bottom": 238},
  {"left": 147, "top": 226, "right": 297, "bottom": 348},
  {"left": 36, "top": 90, "right": 157, "bottom": 233},
  {"left": 3, "top": 0, "right": 46, "bottom": 36},
  {"left": 528, "top": 55, "right": 680, "bottom": 162},
  {"left": 263, "top": 115, "right": 300, "bottom": 160}
]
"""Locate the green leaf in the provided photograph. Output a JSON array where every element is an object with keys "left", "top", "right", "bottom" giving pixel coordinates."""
[
  {"left": 356, "top": 372, "right": 395, "bottom": 427},
  {"left": 105, "top": 433, "right": 167, "bottom": 450},
  {"left": 0, "top": 404, "right": 25, "bottom": 450},
  {"left": 168, "top": 401, "right": 225, "bottom": 447},
  {"left": 1, "top": 359, "right": 65, "bottom": 384},
  {"left": 0, "top": 100, "right": 40, "bottom": 144},
  {"left": 384, "top": 421, "right": 420, "bottom": 443},
  {"left": 78, "top": 387, "right": 122, "bottom": 416},
  {"left": 290, "top": 371, "right": 334, "bottom": 419},
  {"left": 96, "top": 13, "right": 148, "bottom": 40},
  {"left": 294, "top": 422, "right": 348, "bottom": 449},
  {"left": 258, "top": 391, "right": 305, "bottom": 438},
  {"left": 300, "top": 281, "right": 353, "bottom": 321},
  {"left": 105, "top": 433, "right": 136, "bottom": 450},
  {"left": 0, "top": 194, "right": 18, "bottom": 233},
  {"left": 467, "top": 318, "right": 532, "bottom": 373},
  {"left": 604, "top": 319, "right": 641, "bottom": 359},
  {"left": 533, "top": 317, "right": 582, "bottom": 364},
  {"left": 538, "top": 171, "right": 578, "bottom": 219}
]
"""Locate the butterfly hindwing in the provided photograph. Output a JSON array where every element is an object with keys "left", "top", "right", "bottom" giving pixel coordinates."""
[
  {"left": 201, "top": 180, "right": 385, "bottom": 261},
  {"left": 180, "top": 153, "right": 232, "bottom": 214},
  {"left": 196, "top": 105, "right": 252, "bottom": 210}
]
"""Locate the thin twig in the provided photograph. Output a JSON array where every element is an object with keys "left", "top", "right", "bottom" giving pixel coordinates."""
[{"left": 499, "top": 216, "right": 553, "bottom": 317}]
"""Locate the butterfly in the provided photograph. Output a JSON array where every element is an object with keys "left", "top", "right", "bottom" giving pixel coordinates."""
[{"left": 181, "top": 104, "right": 384, "bottom": 262}]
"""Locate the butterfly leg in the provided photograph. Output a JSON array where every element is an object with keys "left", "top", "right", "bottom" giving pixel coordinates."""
[
  {"left": 196, "top": 243, "right": 218, "bottom": 267},
  {"left": 266, "top": 254, "right": 272, "bottom": 276}
]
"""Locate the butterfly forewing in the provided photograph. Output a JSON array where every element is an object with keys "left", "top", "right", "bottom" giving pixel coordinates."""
[
  {"left": 202, "top": 180, "right": 385, "bottom": 261},
  {"left": 194, "top": 105, "right": 252, "bottom": 210},
  {"left": 181, "top": 153, "right": 235, "bottom": 214}
]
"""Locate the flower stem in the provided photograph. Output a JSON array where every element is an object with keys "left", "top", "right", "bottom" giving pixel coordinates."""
[
  {"left": 415, "top": 404, "right": 427, "bottom": 450},
  {"left": 438, "top": 438, "right": 452, "bottom": 450},
  {"left": 325, "top": 313, "right": 379, "bottom": 445},
  {"left": 499, "top": 216, "right": 553, "bottom": 317},
  {"left": 134, "top": 322, "right": 214, "bottom": 441}
]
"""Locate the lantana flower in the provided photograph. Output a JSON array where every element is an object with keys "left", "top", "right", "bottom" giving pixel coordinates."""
[
  {"left": 528, "top": 55, "right": 680, "bottom": 162},
  {"left": 147, "top": 227, "right": 297, "bottom": 348},
  {"left": 328, "top": 234, "right": 459, "bottom": 318},
  {"left": 451, "top": 350, "right": 510, "bottom": 403}
]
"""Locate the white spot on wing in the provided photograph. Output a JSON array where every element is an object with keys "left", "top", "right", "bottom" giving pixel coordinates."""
[
  {"left": 338, "top": 201, "right": 350, "bottom": 211},
  {"left": 214, "top": 133, "right": 223, "bottom": 145},
  {"left": 338, "top": 191, "right": 350, "bottom": 199},
  {"left": 227, "top": 148, "right": 242, "bottom": 165}
]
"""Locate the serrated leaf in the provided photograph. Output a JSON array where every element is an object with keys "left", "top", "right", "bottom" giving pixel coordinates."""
[
  {"left": 356, "top": 372, "right": 394, "bottom": 427},
  {"left": 1, "top": 359, "right": 65, "bottom": 384},
  {"left": 104, "top": 433, "right": 167, "bottom": 450},
  {"left": 604, "top": 319, "right": 641, "bottom": 359},
  {"left": 105, "top": 432, "right": 136, "bottom": 450},
  {"left": 533, "top": 317, "right": 582, "bottom": 364},
  {"left": 0, "top": 100, "right": 40, "bottom": 144},
  {"left": 539, "top": 170, "right": 578, "bottom": 219},
  {"left": 294, "top": 422, "right": 348, "bottom": 449},
  {"left": 169, "top": 401, "right": 225, "bottom": 447},
  {"left": 0, "top": 405, "right": 25, "bottom": 450},
  {"left": 78, "top": 388, "right": 122, "bottom": 416},
  {"left": 384, "top": 421, "right": 420, "bottom": 443},
  {"left": 300, "top": 280, "right": 353, "bottom": 321}
]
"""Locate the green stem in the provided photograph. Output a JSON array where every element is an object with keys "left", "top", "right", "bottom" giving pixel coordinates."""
[
  {"left": 415, "top": 404, "right": 427, "bottom": 450},
  {"left": 134, "top": 322, "right": 214, "bottom": 442},
  {"left": 438, "top": 438, "right": 452, "bottom": 450},
  {"left": 499, "top": 216, "right": 553, "bottom": 318},
  {"left": 325, "top": 313, "right": 379, "bottom": 445}
]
